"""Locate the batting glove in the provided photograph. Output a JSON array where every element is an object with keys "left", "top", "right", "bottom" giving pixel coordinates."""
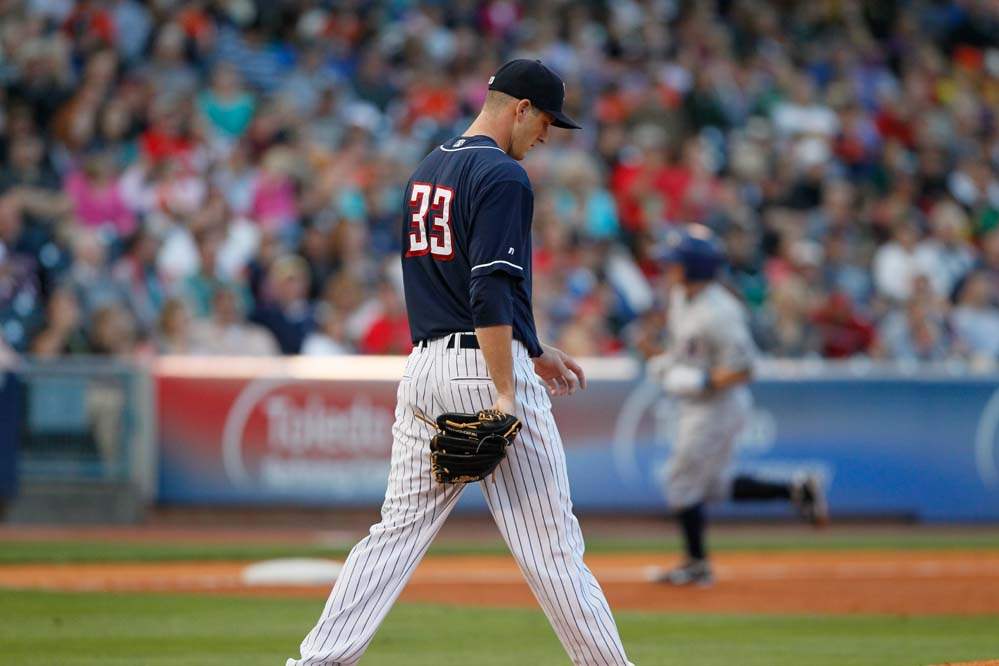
[{"left": 663, "top": 365, "right": 711, "bottom": 397}]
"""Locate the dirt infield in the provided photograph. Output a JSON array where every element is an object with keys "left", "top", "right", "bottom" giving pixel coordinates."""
[{"left": 2, "top": 550, "right": 998, "bottom": 615}]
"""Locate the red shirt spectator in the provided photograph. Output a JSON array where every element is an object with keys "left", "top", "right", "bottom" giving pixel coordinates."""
[
  {"left": 358, "top": 283, "right": 413, "bottom": 355},
  {"left": 811, "top": 292, "right": 876, "bottom": 358},
  {"left": 359, "top": 313, "right": 412, "bottom": 355}
]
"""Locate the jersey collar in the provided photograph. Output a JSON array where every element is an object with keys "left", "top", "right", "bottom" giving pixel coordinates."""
[{"left": 446, "top": 135, "right": 501, "bottom": 150}]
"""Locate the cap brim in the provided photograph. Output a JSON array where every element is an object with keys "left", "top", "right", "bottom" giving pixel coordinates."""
[
  {"left": 548, "top": 108, "right": 581, "bottom": 130},
  {"left": 660, "top": 247, "right": 683, "bottom": 264}
]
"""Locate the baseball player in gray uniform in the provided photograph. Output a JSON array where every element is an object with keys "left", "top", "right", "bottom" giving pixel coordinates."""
[
  {"left": 648, "top": 225, "right": 828, "bottom": 587},
  {"left": 286, "top": 60, "right": 634, "bottom": 666}
]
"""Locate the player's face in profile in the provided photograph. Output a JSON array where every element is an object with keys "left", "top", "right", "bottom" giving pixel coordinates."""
[
  {"left": 509, "top": 102, "right": 552, "bottom": 160},
  {"left": 666, "top": 262, "right": 685, "bottom": 286}
]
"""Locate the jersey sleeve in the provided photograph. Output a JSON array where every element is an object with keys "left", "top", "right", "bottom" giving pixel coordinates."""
[
  {"left": 470, "top": 271, "right": 515, "bottom": 327},
  {"left": 468, "top": 178, "right": 532, "bottom": 280}
]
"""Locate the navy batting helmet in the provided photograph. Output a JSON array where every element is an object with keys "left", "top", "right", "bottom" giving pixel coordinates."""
[{"left": 661, "top": 225, "right": 725, "bottom": 281}]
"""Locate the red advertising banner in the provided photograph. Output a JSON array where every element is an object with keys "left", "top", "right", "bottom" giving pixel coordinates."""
[{"left": 156, "top": 357, "right": 404, "bottom": 504}]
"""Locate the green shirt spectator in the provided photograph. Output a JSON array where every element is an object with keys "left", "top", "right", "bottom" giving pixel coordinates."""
[{"left": 198, "top": 64, "right": 255, "bottom": 139}]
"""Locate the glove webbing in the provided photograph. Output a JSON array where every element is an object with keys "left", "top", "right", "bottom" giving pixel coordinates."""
[{"left": 443, "top": 411, "right": 520, "bottom": 439}]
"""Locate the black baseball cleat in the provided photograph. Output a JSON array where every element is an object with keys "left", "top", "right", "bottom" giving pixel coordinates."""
[
  {"left": 792, "top": 472, "right": 829, "bottom": 527},
  {"left": 647, "top": 559, "right": 714, "bottom": 587}
]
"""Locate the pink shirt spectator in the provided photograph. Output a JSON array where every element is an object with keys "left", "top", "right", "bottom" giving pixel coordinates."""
[
  {"left": 250, "top": 171, "right": 297, "bottom": 232},
  {"left": 65, "top": 170, "right": 137, "bottom": 236}
]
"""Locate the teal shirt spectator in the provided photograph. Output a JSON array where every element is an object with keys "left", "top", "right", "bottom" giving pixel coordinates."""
[
  {"left": 584, "top": 189, "right": 620, "bottom": 239},
  {"left": 198, "top": 90, "right": 255, "bottom": 139},
  {"left": 338, "top": 187, "right": 367, "bottom": 223},
  {"left": 182, "top": 273, "right": 253, "bottom": 319},
  {"left": 554, "top": 188, "right": 620, "bottom": 239}
]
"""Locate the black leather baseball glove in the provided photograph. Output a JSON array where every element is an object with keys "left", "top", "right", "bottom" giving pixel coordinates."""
[{"left": 418, "top": 409, "right": 522, "bottom": 484}]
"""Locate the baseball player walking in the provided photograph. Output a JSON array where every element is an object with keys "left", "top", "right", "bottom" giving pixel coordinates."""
[
  {"left": 648, "top": 226, "right": 828, "bottom": 587},
  {"left": 286, "top": 60, "right": 634, "bottom": 666}
]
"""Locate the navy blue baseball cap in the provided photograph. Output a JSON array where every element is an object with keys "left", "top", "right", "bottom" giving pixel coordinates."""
[
  {"left": 661, "top": 225, "right": 725, "bottom": 281},
  {"left": 488, "top": 59, "right": 581, "bottom": 130}
]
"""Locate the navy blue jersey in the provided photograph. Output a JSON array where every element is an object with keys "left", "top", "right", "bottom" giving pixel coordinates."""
[{"left": 401, "top": 135, "right": 542, "bottom": 357}]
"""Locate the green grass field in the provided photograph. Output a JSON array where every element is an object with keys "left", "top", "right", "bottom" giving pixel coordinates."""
[
  {"left": 2, "top": 528, "right": 998, "bottom": 665},
  {"left": 4, "top": 528, "right": 999, "bottom": 564},
  {"left": 2, "top": 589, "right": 997, "bottom": 666}
]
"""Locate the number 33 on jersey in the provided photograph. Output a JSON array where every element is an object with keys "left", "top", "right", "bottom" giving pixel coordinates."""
[{"left": 406, "top": 182, "right": 454, "bottom": 259}]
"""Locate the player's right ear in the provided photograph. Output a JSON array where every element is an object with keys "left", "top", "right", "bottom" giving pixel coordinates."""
[{"left": 515, "top": 98, "right": 532, "bottom": 120}]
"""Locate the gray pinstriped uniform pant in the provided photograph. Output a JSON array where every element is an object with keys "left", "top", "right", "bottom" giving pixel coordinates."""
[{"left": 286, "top": 335, "right": 633, "bottom": 665}]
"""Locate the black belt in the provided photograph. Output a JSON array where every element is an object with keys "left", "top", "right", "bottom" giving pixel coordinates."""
[{"left": 415, "top": 333, "right": 480, "bottom": 350}]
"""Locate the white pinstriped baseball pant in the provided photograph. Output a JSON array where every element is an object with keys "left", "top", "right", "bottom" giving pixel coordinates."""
[{"left": 286, "top": 334, "right": 633, "bottom": 665}]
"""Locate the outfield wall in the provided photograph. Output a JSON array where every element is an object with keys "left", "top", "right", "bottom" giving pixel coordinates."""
[{"left": 153, "top": 356, "right": 999, "bottom": 521}]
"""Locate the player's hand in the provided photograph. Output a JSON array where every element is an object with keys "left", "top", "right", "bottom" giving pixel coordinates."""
[
  {"left": 663, "top": 365, "right": 710, "bottom": 397},
  {"left": 533, "top": 344, "right": 586, "bottom": 396},
  {"left": 492, "top": 393, "right": 517, "bottom": 416},
  {"left": 646, "top": 353, "right": 672, "bottom": 381}
]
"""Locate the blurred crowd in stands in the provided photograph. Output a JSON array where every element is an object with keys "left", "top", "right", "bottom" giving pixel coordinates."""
[{"left": 1, "top": 0, "right": 998, "bottom": 366}]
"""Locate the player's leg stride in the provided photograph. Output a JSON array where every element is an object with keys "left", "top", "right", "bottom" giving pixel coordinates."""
[
  {"left": 648, "top": 472, "right": 830, "bottom": 587},
  {"left": 792, "top": 471, "right": 830, "bottom": 527},
  {"left": 649, "top": 501, "right": 715, "bottom": 587},
  {"left": 285, "top": 60, "right": 633, "bottom": 665},
  {"left": 645, "top": 226, "right": 830, "bottom": 587}
]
